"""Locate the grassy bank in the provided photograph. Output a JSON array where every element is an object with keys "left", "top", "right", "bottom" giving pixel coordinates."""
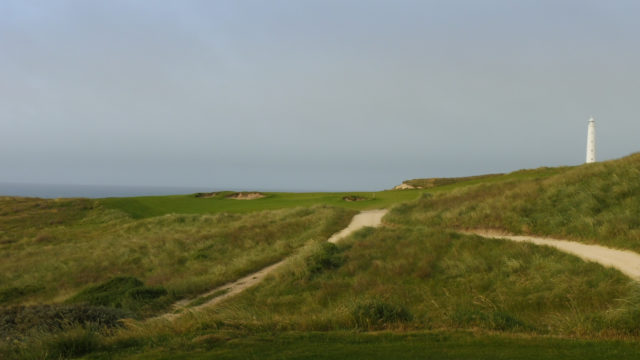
[
  {"left": 0, "top": 197, "right": 355, "bottom": 310},
  {"left": 192, "top": 227, "right": 639, "bottom": 336},
  {"left": 387, "top": 153, "right": 640, "bottom": 251},
  {"left": 10, "top": 225, "right": 640, "bottom": 358},
  {"left": 4, "top": 153, "right": 640, "bottom": 358}
]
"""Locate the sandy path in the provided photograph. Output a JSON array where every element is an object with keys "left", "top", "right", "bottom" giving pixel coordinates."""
[
  {"left": 162, "top": 209, "right": 388, "bottom": 319},
  {"left": 328, "top": 209, "right": 388, "bottom": 243},
  {"left": 467, "top": 230, "right": 640, "bottom": 280}
]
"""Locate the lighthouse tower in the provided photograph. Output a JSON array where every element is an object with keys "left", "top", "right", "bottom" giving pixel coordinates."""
[{"left": 586, "top": 117, "right": 596, "bottom": 163}]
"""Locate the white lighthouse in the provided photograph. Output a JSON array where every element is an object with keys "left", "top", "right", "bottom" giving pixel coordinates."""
[{"left": 586, "top": 117, "right": 596, "bottom": 163}]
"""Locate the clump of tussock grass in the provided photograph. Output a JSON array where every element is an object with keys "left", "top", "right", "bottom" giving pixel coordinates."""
[
  {"left": 351, "top": 300, "right": 413, "bottom": 329},
  {"left": 450, "top": 307, "right": 527, "bottom": 331},
  {"left": 305, "top": 242, "right": 343, "bottom": 279},
  {"left": 0, "top": 304, "right": 125, "bottom": 340},
  {"left": 0, "top": 285, "right": 44, "bottom": 305},
  {"left": 67, "top": 277, "right": 170, "bottom": 318},
  {"left": 2, "top": 325, "right": 102, "bottom": 360}
]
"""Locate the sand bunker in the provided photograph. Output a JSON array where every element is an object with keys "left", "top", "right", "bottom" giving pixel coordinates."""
[
  {"left": 393, "top": 183, "right": 416, "bottom": 190},
  {"left": 226, "top": 192, "right": 265, "bottom": 200}
]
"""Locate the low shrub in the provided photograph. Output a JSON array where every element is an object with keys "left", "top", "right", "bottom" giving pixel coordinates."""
[
  {"left": 306, "top": 243, "right": 343, "bottom": 278},
  {"left": 43, "top": 326, "right": 101, "bottom": 359},
  {"left": 126, "top": 287, "right": 168, "bottom": 301},
  {"left": 67, "top": 276, "right": 171, "bottom": 317},
  {"left": 0, "top": 304, "right": 125, "bottom": 340},
  {"left": 451, "top": 308, "right": 526, "bottom": 331},
  {"left": 0, "top": 285, "right": 43, "bottom": 304},
  {"left": 352, "top": 300, "right": 413, "bottom": 329}
]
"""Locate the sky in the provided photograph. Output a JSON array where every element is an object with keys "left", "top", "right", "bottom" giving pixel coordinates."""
[{"left": 1, "top": 0, "right": 640, "bottom": 192}]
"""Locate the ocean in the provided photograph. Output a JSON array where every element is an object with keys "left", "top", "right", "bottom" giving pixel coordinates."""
[{"left": 0, "top": 182, "right": 210, "bottom": 199}]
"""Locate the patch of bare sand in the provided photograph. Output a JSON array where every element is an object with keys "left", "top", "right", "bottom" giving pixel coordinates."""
[{"left": 226, "top": 192, "right": 265, "bottom": 200}]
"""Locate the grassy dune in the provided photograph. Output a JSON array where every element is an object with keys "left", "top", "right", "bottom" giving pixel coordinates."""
[
  {"left": 188, "top": 228, "right": 640, "bottom": 336},
  {"left": 0, "top": 197, "right": 355, "bottom": 310},
  {"left": 49, "top": 226, "right": 640, "bottom": 358},
  {"left": 388, "top": 153, "right": 640, "bottom": 251},
  {"left": 4, "top": 153, "right": 640, "bottom": 359}
]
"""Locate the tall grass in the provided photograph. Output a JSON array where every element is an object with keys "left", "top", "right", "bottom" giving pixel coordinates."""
[
  {"left": 0, "top": 199, "right": 355, "bottom": 307},
  {"left": 5, "top": 153, "right": 640, "bottom": 358},
  {"left": 185, "top": 227, "right": 639, "bottom": 336},
  {"left": 387, "top": 153, "right": 640, "bottom": 251}
]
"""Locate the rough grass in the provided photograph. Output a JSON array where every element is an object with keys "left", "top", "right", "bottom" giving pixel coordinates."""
[
  {"left": 403, "top": 173, "right": 504, "bottom": 188},
  {"left": 0, "top": 304, "right": 125, "bottom": 341},
  {"left": 199, "top": 227, "right": 638, "bottom": 336},
  {"left": 0, "top": 200, "right": 355, "bottom": 308},
  {"left": 51, "top": 226, "right": 640, "bottom": 358},
  {"left": 387, "top": 152, "right": 640, "bottom": 251},
  {"left": 67, "top": 277, "right": 170, "bottom": 318},
  {"left": 4, "top": 153, "right": 640, "bottom": 358}
]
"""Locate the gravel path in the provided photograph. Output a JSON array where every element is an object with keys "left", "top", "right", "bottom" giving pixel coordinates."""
[{"left": 467, "top": 230, "right": 640, "bottom": 280}]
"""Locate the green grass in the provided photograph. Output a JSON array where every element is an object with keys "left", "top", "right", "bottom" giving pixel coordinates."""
[
  {"left": 388, "top": 152, "right": 640, "bottom": 251},
  {"left": 82, "top": 331, "right": 640, "bottom": 360},
  {"left": 99, "top": 165, "right": 568, "bottom": 220},
  {"left": 5, "top": 153, "right": 640, "bottom": 359},
  {"left": 99, "top": 190, "right": 426, "bottom": 219},
  {"left": 0, "top": 200, "right": 355, "bottom": 309},
  {"left": 67, "top": 277, "right": 170, "bottom": 318},
  {"left": 199, "top": 227, "right": 638, "bottom": 336},
  {"left": 403, "top": 173, "right": 505, "bottom": 188},
  {"left": 186, "top": 289, "right": 229, "bottom": 308},
  {"left": 74, "top": 222, "right": 640, "bottom": 358}
]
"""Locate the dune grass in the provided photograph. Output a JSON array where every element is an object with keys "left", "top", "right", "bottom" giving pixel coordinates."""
[
  {"left": 387, "top": 153, "right": 640, "bottom": 251},
  {"left": 4, "top": 153, "right": 640, "bottom": 358},
  {"left": 194, "top": 227, "right": 639, "bottom": 336},
  {"left": 29, "top": 225, "right": 640, "bottom": 359},
  {"left": 0, "top": 198, "right": 355, "bottom": 309}
]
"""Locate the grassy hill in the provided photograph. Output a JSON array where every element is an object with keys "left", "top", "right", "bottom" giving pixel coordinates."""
[
  {"left": 0, "top": 198, "right": 355, "bottom": 310},
  {"left": 3, "top": 153, "right": 640, "bottom": 359},
  {"left": 388, "top": 152, "right": 640, "bottom": 251}
]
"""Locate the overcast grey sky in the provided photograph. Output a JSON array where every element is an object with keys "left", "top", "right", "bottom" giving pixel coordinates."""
[{"left": 1, "top": 0, "right": 639, "bottom": 191}]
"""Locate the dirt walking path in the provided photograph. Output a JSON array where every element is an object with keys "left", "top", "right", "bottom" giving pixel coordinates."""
[
  {"left": 467, "top": 230, "right": 640, "bottom": 280},
  {"left": 162, "top": 209, "right": 388, "bottom": 320}
]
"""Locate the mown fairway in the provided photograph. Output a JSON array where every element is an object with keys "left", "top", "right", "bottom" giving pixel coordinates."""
[
  {"left": 98, "top": 165, "right": 567, "bottom": 219},
  {"left": 87, "top": 332, "right": 640, "bottom": 360},
  {"left": 99, "top": 190, "right": 426, "bottom": 218}
]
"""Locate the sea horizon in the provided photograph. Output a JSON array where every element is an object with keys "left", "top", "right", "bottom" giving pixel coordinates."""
[{"left": 0, "top": 182, "right": 213, "bottom": 199}]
